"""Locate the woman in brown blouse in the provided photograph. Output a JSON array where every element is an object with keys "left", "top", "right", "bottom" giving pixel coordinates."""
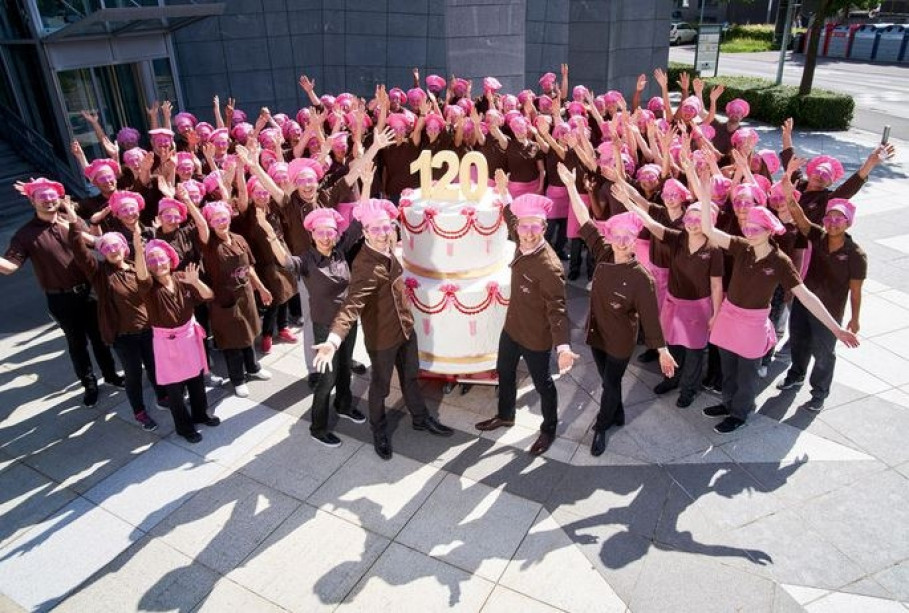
[
  {"left": 199, "top": 201, "right": 274, "bottom": 398},
  {"left": 559, "top": 163, "right": 676, "bottom": 457}
]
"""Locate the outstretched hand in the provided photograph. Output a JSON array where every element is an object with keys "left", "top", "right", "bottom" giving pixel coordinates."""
[
  {"left": 312, "top": 342, "right": 336, "bottom": 373},
  {"left": 557, "top": 349, "right": 580, "bottom": 375}
]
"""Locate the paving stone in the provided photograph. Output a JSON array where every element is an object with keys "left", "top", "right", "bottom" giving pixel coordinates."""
[
  {"left": 872, "top": 559, "right": 909, "bottom": 601},
  {"left": 339, "top": 542, "right": 494, "bottom": 611},
  {"left": 798, "top": 469, "right": 909, "bottom": 575},
  {"left": 839, "top": 576, "right": 898, "bottom": 600},
  {"left": 499, "top": 510, "right": 627, "bottom": 613},
  {"left": 54, "top": 536, "right": 218, "bottom": 613},
  {"left": 397, "top": 473, "right": 540, "bottom": 581},
  {"left": 150, "top": 472, "right": 301, "bottom": 575},
  {"left": 193, "top": 577, "right": 286, "bottom": 612},
  {"left": 720, "top": 419, "right": 874, "bottom": 464},
  {"left": 84, "top": 439, "right": 229, "bottom": 532},
  {"left": 307, "top": 444, "right": 444, "bottom": 539},
  {"left": 0, "top": 461, "right": 77, "bottom": 549},
  {"left": 479, "top": 421, "right": 578, "bottom": 463},
  {"left": 228, "top": 504, "right": 389, "bottom": 611},
  {"left": 819, "top": 395, "right": 909, "bottom": 466},
  {"left": 741, "top": 458, "right": 888, "bottom": 505},
  {"left": 0, "top": 497, "right": 138, "bottom": 612},
  {"left": 804, "top": 591, "right": 907, "bottom": 612},
  {"left": 0, "top": 389, "right": 101, "bottom": 462},
  {"left": 614, "top": 401, "right": 713, "bottom": 463},
  {"left": 480, "top": 585, "right": 563, "bottom": 612},
  {"left": 840, "top": 338, "right": 909, "bottom": 387}
]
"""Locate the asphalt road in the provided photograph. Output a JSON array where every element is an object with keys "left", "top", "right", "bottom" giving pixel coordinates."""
[{"left": 669, "top": 46, "right": 909, "bottom": 137}]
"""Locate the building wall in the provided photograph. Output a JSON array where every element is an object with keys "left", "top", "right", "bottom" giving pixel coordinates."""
[{"left": 172, "top": 0, "right": 670, "bottom": 119}]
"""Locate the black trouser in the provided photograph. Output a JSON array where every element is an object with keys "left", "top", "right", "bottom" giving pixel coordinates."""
[
  {"left": 787, "top": 298, "right": 837, "bottom": 401},
  {"left": 667, "top": 345, "right": 705, "bottom": 396},
  {"left": 496, "top": 331, "right": 558, "bottom": 435},
  {"left": 591, "top": 348, "right": 629, "bottom": 431},
  {"left": 545, "top": 218, "right": 568, "bottom": 254},
  {"left": 568, "top": 238, "right": 594, "bottom": 277},
  {"left": 719, "top": 348, "right": 761, "bottom": 421},
  {"left": 704, "top": 343, "right": 723, "bottom": 387},
  {"left": 46, "top": 289, "right": 118, "bottom": 385},
  {"left": 223, "top": 346, "right": 261, "bottom": 385},
  {"left": 365, "top": 334, "right": 428, "bottom": 433},
  {"left": 262, "top": 300, "right": 289, "bottom": 337},
  {"left": 164, "top": 371, "right": 209, "bottom": 437},
  {"left": 287, "top": 292, "right": 302, "bottom": 320},
  {"left": 112, "top": 329, "right": 166, "bottom": 414},
  {"left": 762, "top": 284, "right": 787, "bottom": 366},
  {"left": 310, "top": 322, "right": 356, "bottom": 434}
]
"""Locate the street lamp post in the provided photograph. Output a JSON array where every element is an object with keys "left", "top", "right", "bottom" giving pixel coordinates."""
[{"left": 776, "top": 2, "right": 800, "bottom": 85}]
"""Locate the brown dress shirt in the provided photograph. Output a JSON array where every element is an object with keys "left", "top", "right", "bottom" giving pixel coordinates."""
[
  {"left": 802, "top": 226, "right": 867, "bottom": 323},
  {"left": 5, "top": 217, "right": 90, "bottom": 292}
]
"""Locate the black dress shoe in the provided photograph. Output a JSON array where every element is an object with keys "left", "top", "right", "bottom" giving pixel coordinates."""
[
  {"left": 475, "top": 416, "right": 515, "bottom": 431},
  {"left": 194, "top": 416, "right": 221, "bottom": 427},
  {"left": 529, "top": 431, "right": 554, "bottom": 456},
  {"left": 613, "top": 407, "right": 625, "bottom": 427},
  {"left": 105, "top": 374, "right": 126, "bottom": 388},
  {"left": 591, "top": 430, "right": 607, "bottom": 456},
  {"left": 83, "top": 379, "right": 99, "bottom": 407},
  {"left": 373, "top": 432, "right": 393, "bottom": 460},
  {"left": 350, "top": 360, "right": 368, "bottom": 375},
  {"left": 653, "top": 378, "right": 679, "bottom": 395},
  {"left": 413, "top": 416, "right": 454, "bottom": 437},
  {"left": 182, "top": 430, "right": 203, "bottom": 444}
]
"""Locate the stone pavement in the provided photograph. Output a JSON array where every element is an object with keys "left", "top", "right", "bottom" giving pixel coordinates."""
[{"left": 1, "top": 125, "right": 908, "bottom": 612}]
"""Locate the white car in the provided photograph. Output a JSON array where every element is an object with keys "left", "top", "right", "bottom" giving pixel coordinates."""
[{"left": 670, "top": 22, "right": 698, "bottom": 45}]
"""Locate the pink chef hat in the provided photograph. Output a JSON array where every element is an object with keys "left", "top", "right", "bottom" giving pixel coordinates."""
[
  {"left": 806, "top": 155, "right": 845, "bottom": 184},
  {"left": 203, "top": 170, "right": 225, "bottom": 195},
  {"left": 592, "top": 95, "right": 607, "bottom": 114},
  {"left": 288, "top": 157, "right": 325, "bottom": 182},
  {"left": 258, "top": 149, "right": 277, "bottom": 171},
  {"left": 600, "top": 212, "right": 644, "bottom": 239},
  {"left": 517, "top": 89, "right": 536, "bottom": 106},
  {"left": 572, "top": 85, "right": 589, "bottom": 102},
  {"left": 116, "top": 127, "right": 140, "bottom": 149},
  {"left": 296, "top": 107, "right": 312, "bottom": 126},
  {"left": 636, "top": 163, "right": 662, "bottom": 183},
  {"left": 725, "top": 98, "right": 750, "bottom": 119},
  {"left": 697, "top": 123, "right": 716, "bottom": 141},
  {"left": 753, "top": 174, "right": 771, "bottom": 194},
  {"left": 335, "top": 93, "right": 356, "bottom": 112},
  {"left": 282, "top": 119, "right": 302, "bottom": 140},
  {"left": 231, "top": 122, "right": 253, "bottom": 143},
  {"left": 424, "top": 113, "right": 446, "bottom": 132},
  {"left": 181, "top": 179, "right": 204, "bottom": 203},
  {"left": 258, "top": 127, "right": 281, "bottom": 147},
  {"left": 231, "top": 109, "right": 247, "bottom": 125},
  {"left": 173, "top": 112, "right": 197, "bottom": 129},
  {"left": 552, "top": 121, "right": 570, "bottom": 140},
  {"left": 122, "top": 147, "right": 146, "bottom": 169},
  {"left": 175, "top": 152, "right": 195, "bottom": 177},
  {"left": 683, "top": 201, "right": 719, "bottom": 224},
  {"left": 268, "top": 161, "right": 289, "bottom": 182},
  {"left": 538, "top": 95, "right": 553, "bottom": 113},
  {"left": 711, "top": 174, "right": 733, "bottom": 203},
  {"left": 144, "top": 238, "right": 179, "bottom": 269},
  {"left": 246, "top": 175, "right": 267, "bottom": 199},
  {"left": 679, "top": 96, "right": 703, "bottom": 120},
  {"left": 444, "top": 105, "right": 465, "bottom": 123},
  {"left": 407, "top": 87, "right": 427, "bottom": 108},
  {"left": 149, "top": 128, "right": 175, "bottom": 146},
  {"left": 510, "top": 193, "right": 552, "bottom": 219},
  {"left": 647, "top": 96, "right": 665, "bottom": 113},
  {"left": 328, "top": 132, "right": 349, "bottom": 152},
  {"left": 452, "top": 78, "right": 469, "bottom": 97},
  {"left": 508, "top": 115, "right": 528, "bottom": 134},
  {"left": 426, "top": 74, "right": 446, "bottom": 93},
  {"left": 23, "top": 178, "right": 64, "bottom": 199},
  {"left": 457, "top": 98, "right": 474, "bottom": 114},
  {"left": 387, "top": 113, "right": 410, "bottom": 133},
  {"left": 538, "top": 72, "right": 556, "bottom": 88},
  {"left": 201, "top": 201, "right": 231, "bottom": 225},
  {"left": 272, "top": 113, "right": 289, "bottom": 126},
  {"left": 636, "top": 109, "right": 655, "bottom": 131},
  {"left": 210, "top": 127, "right": 230, "bottom": 146},
  {"left": 96, "top": 232, "right": 128, "bottom": 256},
  {"left": 501, "top": 94, "right": 518, "bottom": 112},
  {"left": 483, "top": 77, "right": 502, "bottom": 92},
  {"left": 768, "top": 181, "right": 801, "bottom": 209},
  {"left": 661, "top": 178, "right": 693, "bottom": 204},
  {"left": 320, "top": 95, "right": 336, "bottom": 110},
  {"left": 304, "top": 207, "right": 349, "bottom": 233},
  {"left": 353, "top": 198, "right": 398, "bottom": 227},
  {"left": 84, "top": 158, "right": 120, "bottom": 183},
  {"left": 826, "top": 198, "right": 856, "bottom": 226},
  {"left": 389, "top": 88, "right": 406, "bottom": 105},
  {"left": 485, "top": 108, "right": 504, "bottom": 126},
  {"left": 604, "top": 90, "right": 624, "bottom": 106},
  {"left": 744, "top": 206, "right": 785, "bottom": 235},
  {"left": 195, "top": 122, "right": 214, "bottom": 142},
  {"left": 345, "top": 112, "right": 372, "bottom": 132},
  {"left": 157, "top": 197, "right": 188, "bottom": 222},
  {"left": 731, "top": 127, "right": 759, "bottom": 149},
  {"left": 567, "top": 101, "right": 585, "bottom": 117},
  {"left": 732, "top": 182, "right": 768, "bottom": 208},
  {"left": 108, "top": 190, "right": 145, "bottom": 216}
]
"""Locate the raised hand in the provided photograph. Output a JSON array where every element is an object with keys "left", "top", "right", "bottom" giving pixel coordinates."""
[
  {"left": 79, "top": 109, "right": 100, "bottom": 124},
  {"left": 653, "top": 68, "right": 668, "bottom": 89},
  {"left": 161, "top": 100, "right": 173, "bottom": 118},
  {"left": 709, "top": 83, "right": 725, "bottom": 101},
  {"left": 636, "top": 73, "right": 647, "bottom": 92},
  {"left": 556, "top": 162, "right": 575, "bottom": 186},
  {"left": 299, "top": 75, "right": 314, "bottom": 92},
  {"left": 182, "top": 262, "right": 201, "bottom": 284},
  {"left": 494, "top": 168, "right": 509, "bottom": 196}
]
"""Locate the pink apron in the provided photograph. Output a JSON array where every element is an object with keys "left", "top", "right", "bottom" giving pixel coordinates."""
[
  {"left": 336, "top": 201, "right": 356, "bottom": 226},
  {"left": 152, "top": 316, "right": 209, "bottom": 385},
  {"left": 709, "top": 298, "right": 776, "bottom": 359},
  {"left": 508, "top": 179, "right": 538, "bottom": 200},
  {"left": 660, "top": 294, "right": 713, "bottom": 349},
  {"left": 566, "top": 193, "right": 590, "bottom": 239},
  {"left": 545, "top": 185, "right": 570, "bottom": 219},
  {"left": 649, "top": 265, "right": 670, "bottom": 311},
  {"left": 634, "top": 238, "right": 652, "bottom": 270},
  {"left": 798, "top": 243, "right": 812, "bottom": 279}
]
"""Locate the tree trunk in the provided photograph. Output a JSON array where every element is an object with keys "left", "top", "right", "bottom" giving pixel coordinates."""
[{"left": 799, "top": 0, "right": 832, "bottom": 96}]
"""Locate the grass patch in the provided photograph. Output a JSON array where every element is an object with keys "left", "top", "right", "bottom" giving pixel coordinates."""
[{"left": 721, "top": 38, "right": 773, "bottom": 53}]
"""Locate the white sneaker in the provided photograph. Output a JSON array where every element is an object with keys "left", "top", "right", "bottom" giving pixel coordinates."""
[
  {"left": 234, "top": 383, "right": 250, "bottom": 398},
  {"left": 757, "top": 365, "right": 768, "bottom": 378},
  {"left": 247, "top": 368, "right": 272, "bottom": 381},
  {"left": 206, "top": 372, "right": 226, "bottom": 387}
]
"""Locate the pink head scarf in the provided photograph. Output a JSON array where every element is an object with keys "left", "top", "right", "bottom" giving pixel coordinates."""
[
  {"left": 201, "top": 201, "right": 231, "bottom": 226},
  {"left": 268, "top": 161, "right": 289, "bottom": 183},
  {"left": 483, "top": 77, "right": 502, "bottom": 92},
  {"left": 572, "top": 85, "right": 589, "bottom": 102},
  {"left": 768, "top": 181, "right": 800, "bottom": 209},
  {"left": 511, "top": 194, "right": 552, "bottom": 219},
  {"left": 806, "top": 155, "right": 845, "bottom": 184},
  {"left": 304, "top": 207, "right": 349, "bottom": 233},
  {"left": 725, "top": 98, "right": 750, "bottom": 120},
  {"left": 826, "top": 198, "right": 856, "bottom": 226},
  {"left": 537, "top": 95, "right": 553, "bottom": 113},
  {"left": 731, "top": 127, "right": 759, "bottom": 149},
  {"left": 600, "top": 212, "right": 644, "bottom": 241},
  {"left": 744, "top": 206, "right": 785, "bottom": 235},
  {"left": 282, "top": 120, "right": 302, "bottom": 140},
  {"left": 732, "top": 182, "right": 768, "bottom": 209},
  {"left": 84, "top": 158, "right": 120, "bottom": 184},
  {"left": 116, "top": 127, "right": 140, "bottom": 149},
  {"left": 678, "top": 96, "right": 703, "bottom": 120},
  {"left": 195, "top": 122, "right": 214, "bottom": 142},
  {"left": 636, "top": 163, "right": 662, "bottom": 184},
  {"left": 122, "top": 147, "right": 146, "bottom": 169},
  {"left": 647, "top": 96, "right": 665, "bottom": 113},
  {"left": 425, "top": 74, "right": 446, "bottom": 93},
  {"left": 387, "top": 113, "right": 410, "bottom": 134},
  {"left": 683, "top": 201, "right": 719, "bottom": 225},
  {"left": 538, "top": 72, "right": 556, "bottom": 89},
  {"left": 173, "top": 112, "right": 197, "bottom": 131},
  {"left": 231, "top": 122, "right": 254, "bottom": 143},
  {"left": 407, "top": 88, "right": 427, "bottom": 108},
  {"left": 661, "top": 178, "right": 692, "bottom": 204}
]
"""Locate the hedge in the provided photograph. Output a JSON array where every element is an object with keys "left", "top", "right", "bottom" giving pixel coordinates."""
[{"left": 665, "top": 65, "right": 855, "bottom": 131}]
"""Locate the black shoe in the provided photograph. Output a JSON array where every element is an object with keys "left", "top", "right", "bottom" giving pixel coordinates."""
[
  {"left": 591, "top": 430, "right": 607, "bottom": 457},
  {"left": 613, "top": 407, "right": 625, "bottom": 427},
  {"left": 193, "top": 416, "right": 221, "bottom": 427},
  {"left": 776, "top": 375, "right": 804, "bottom": 391},
  {"left": 337, "top": 408, "right": 367, "bottom": 424},
  {"left": 373, "top": 431, "right": 393, "bottom": 460},
  {"left": 714, "top": 416, "right": 746, "bottom": 434},
  {"left": 653, "top": 378, "right": 679, "bottom": 395},
  {"left": 637, "top": 348, "right": 658, "bottom": 363},
  {"left": 676, "top": 392, "right": 695, "bottom": 408},
  {"left": 311, "top": 431, "right": 342, "bottom": 447},
  {"left": 413, "top": 416, "right": 454, "bottom": 437},
  {"left": 105, "top": 374, "right": 125, "bottom": 388},
  {"left": 567, "top": 269, "right": 580, "bottom": 281},
  {"left": 350, "top": 360, "right": 368, "bottom": 375},
  {"left": 83, "top": 378, "right": 99, "bottom": 407},
  {"left": 182, "top": 430, "right": 203, "bottom": 444},
  {"left": 702, "top": 404, "right": 730, "bottom": 418},
  {"left": 799, "top": 398, "right": 825, "bottom": 412}
]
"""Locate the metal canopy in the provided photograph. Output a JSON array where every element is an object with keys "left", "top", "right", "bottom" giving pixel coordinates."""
[{"left": 44, "top": 5, "right": 225, "bottom": 42}]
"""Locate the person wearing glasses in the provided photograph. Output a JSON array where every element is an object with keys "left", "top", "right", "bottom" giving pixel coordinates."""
[{"left": 313, "top": 198, "right": 453, "bottom": 460}]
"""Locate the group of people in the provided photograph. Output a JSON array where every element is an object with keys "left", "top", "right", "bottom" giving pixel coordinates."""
[{"left": 0, "top": 64, "right": 893, "bottom": 458}]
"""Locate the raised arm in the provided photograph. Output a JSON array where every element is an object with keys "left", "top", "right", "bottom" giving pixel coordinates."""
[
  {"left": 610, "top": 181, "right": 666, "bottom": 240},
  {"left": 80, "top": 110, "right": 119, "bottom": 159},
  {"left": 557, "top": 163, "right": 590, "bottom": 227},
  {"left": 133, "top": 225, "right": 148, "bottom": 281},
  {"left": 697, "top": 170, "right": 731, "bottom": 249},
  {"left": 790, "top": 284, "right": 859, "bottom": 347},
  {"left": 236, "top": 145, "right": 285, "bottom": 203},
  {"left": 299, "top": 75, "right": 322, "bottom": 108}
]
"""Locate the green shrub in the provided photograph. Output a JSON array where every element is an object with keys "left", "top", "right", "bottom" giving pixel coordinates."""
[
  {"left": 667, "top": 62, "right": 700, "bottom": 92},
  {"left": 725, "top": 24, "right": 775, "bottom": 43},
  {"left": 701, "top": 76, "right": 854, "bottom": 131}
]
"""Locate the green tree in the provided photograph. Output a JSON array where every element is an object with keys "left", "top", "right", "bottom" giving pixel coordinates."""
[{"left": 799, "top": 0, "right": 878, "bottom": 95}]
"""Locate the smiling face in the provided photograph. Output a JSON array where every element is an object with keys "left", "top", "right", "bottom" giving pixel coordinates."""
[
  {"left": 30, "top": 188, "right": 60, "bottom": 216},
  {"left": 145, "top": 247, "right": 172, "bottom": 277},
  {"left": 207, "top": 210, "right": 232, "bottom": 236},
  {"left": 608, "top": 228, "right": 637, "bottom": 256},
  {"left": 312, "top": 222, "right": 338, "bottom": 255},
  {"left": 516, "top": 216, "right": 545, "bottom": 251},
  {"left": 158, "top": 208, "right": 182, "bottom": 233},
  {"left": 252, "top": 187, "right": 271, "bottom": 208},
  {"left": 294, "top": 169, "right": 319, "bottom": 200},
  {"left": 114, "top": 198, "right": 141, "bottom": 227},
  {"left": 823, "top": 210, "right": 849, "bottom": 237},
  {"left": 683, "top": 212, "right": 703, "bottom": 236},
  {"left": 363, "top": 214, "right": 395, "bottom": 252},
  {"left": 93, "top": 168, "right": 117, "bottom": 195}
]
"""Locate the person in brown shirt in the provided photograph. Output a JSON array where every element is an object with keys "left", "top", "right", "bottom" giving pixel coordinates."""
[
  {"left": 475, "top": 171, "right": 577, "bottom": 457},
  {"left": 314, "top": 198, "right": 453, "bottom": 460},
  {"left": 1, "top": 178, "right": 121, "bottom": 406},
  {"left": 779, "top": 186, "right": 867, "bottom": 412},
  {"left": 560, "top": 164, "right": 675, "bottom": 456},
  {"left": 696, "top": 172, "right": 859, "bottom": 434}
]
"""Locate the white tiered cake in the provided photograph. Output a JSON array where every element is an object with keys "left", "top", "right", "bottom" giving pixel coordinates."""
[{"left": 399, "top": 187, "right": 513, "bottom": 375}]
